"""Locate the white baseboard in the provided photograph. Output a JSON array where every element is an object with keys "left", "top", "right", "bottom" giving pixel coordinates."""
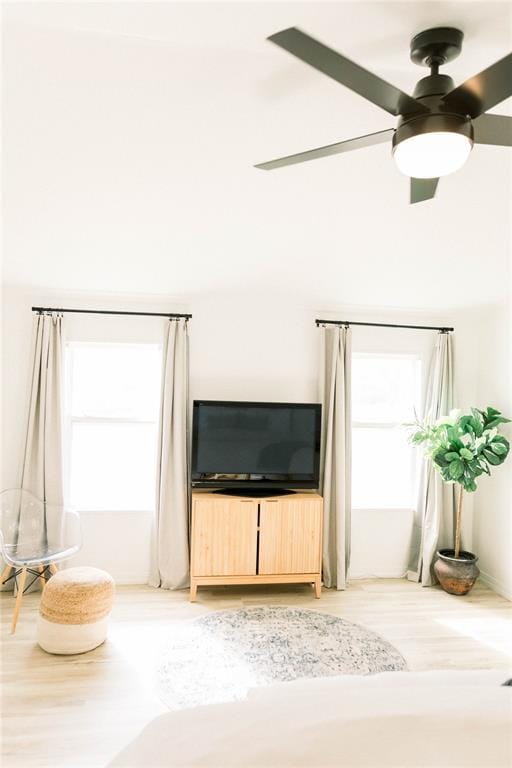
[
  {"left": 479, "top": 569, "right": 512, "bottom": 601},
  {"left": 349, "top": 571, "right": 407, "bottom": 580},
  {"left": 110, "top": 576, "right": 150, "bottom": 586}
]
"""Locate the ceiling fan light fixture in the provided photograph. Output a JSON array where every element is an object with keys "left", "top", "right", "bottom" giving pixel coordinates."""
[
  {"left": 392, "top": 114, "right": 473, "bottom": 178},
  {"left": 393, "top": 132, "right": 473, "bottom": 178}
]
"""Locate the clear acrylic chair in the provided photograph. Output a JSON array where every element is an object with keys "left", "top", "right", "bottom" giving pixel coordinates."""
[{"left": 0, "top": 489, "right": 82, "bottom": 633}]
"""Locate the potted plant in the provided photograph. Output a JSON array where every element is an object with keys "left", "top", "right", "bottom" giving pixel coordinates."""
[{"left": 410, "top": 406, "right": 510, "bottom": 595}]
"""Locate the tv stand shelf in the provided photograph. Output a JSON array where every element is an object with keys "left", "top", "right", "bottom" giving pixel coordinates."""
[{"left": 190, "top": 491, "right": 323, "bottom": 601}]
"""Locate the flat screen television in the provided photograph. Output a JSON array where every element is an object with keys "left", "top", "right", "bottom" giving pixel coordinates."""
[{"left": 191, "top": 400, "right": 321, "bottom": 493}]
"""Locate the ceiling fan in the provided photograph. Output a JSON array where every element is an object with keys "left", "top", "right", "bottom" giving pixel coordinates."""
[{"left": 255, "top": 27, "right": 512, "bottom": 203}]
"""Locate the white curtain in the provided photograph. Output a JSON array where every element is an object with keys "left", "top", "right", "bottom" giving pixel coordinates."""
[
  {"left": 408, "top": 332, "right": 455, "bottom": 586},
  {"left": 20, "top": 313, "right": 64, "bottom": 507},
  {"left": 14, "top": 312, "right": 65, "bottom": 589},
  {"left": 149, "top": 319, "right": 190, "bottom": 590},
  {"left": 319, "top": 325, "right": 352, "bottom": 590}
]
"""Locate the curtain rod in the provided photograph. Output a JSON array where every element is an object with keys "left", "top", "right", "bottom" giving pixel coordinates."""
[
  {"left": 32, "top": 307, "right": 192, "bottom": 320},
  {"left": 315, "top": 319, "right": 453, "bottom": 332}
]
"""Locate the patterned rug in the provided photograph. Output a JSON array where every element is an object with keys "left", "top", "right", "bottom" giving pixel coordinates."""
[{"left": 157, "top": 606, "right": 407, "bottom": 709}]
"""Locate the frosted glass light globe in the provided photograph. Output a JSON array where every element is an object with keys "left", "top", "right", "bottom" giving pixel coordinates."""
[{"left": 393, "top": 131, "right": 473, "bottom": 178}]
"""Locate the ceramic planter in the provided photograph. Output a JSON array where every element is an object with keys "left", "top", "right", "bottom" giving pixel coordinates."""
[{"left": 434, "top": 548, "right": 480, "bottom": 595}]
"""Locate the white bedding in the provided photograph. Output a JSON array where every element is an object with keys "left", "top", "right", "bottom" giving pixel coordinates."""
[{"left": 109, "top": 670, "right": 512, "bottom": 768}]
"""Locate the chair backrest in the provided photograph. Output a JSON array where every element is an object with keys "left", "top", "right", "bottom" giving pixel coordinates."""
[
  {"left": 0, "top": 489, "right": 81, "bottom": 565},
  {"left": 1, "top": 489, "right": 41, "bottom": 549}
]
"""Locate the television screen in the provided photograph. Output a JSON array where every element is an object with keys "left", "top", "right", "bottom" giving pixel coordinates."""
[{"left": 191, "top": 400, "right": 321, "bottom": 490}]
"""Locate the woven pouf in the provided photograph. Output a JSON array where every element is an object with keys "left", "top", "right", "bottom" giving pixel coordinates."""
[{"left": 37, "top": 567, "right": 115, "bottom": 655}]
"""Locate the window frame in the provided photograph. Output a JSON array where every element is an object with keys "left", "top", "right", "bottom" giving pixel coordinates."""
[{"left": 64, "top": 340, "right": 162, "bottom": 514}]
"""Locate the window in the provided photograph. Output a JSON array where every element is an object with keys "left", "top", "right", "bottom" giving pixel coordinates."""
[
  {"left": 352, "top": 354, "right": 421, "bottom": 509},
  {"left": 65, "top": 343, "right": 162, "bottom": 512}
]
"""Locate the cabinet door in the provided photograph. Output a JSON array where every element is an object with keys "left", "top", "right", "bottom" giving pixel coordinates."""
[
  {"left": 259, "top": 497, "right": 322, "bottom": 575},
  {"left": 192, "top": 498, "right": 258, "bottom": 576}
]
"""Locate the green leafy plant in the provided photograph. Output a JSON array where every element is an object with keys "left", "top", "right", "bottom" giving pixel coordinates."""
[{"left": 410, "top": 407, "right": 510, "bottom": 558}]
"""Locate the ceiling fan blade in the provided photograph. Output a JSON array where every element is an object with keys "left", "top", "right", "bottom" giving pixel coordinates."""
[
  {"left": 255, "top": 128, "right": 394, "bottom": 170},
  {"left": 473, "top": 113, "right": 512, "bottom": 146},
  {"left": 267, "top": 27, "right": 428, "bottom": 117},
  {"left": 410, "top": 177, "right": 439, "bottom": 204},
  {"left": 441, "top": 52, "right": 512, "bottom": 118}
]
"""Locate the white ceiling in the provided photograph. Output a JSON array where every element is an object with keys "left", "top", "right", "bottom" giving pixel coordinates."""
[{"left": 3, "top": 1, "right": 512, "bottom": 310}]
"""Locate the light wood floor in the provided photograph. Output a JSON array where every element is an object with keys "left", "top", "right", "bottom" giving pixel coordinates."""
[{"left": 1, "top": 579, "right": 511, "bottom": 768}]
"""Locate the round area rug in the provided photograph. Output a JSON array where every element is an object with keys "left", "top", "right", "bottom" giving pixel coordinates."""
[{"left": 157, "top": 606, "right": 407, "bottom": 710}]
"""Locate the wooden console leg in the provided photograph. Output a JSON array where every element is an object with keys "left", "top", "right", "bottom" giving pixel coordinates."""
[
  {"left": 1, "top": 564, "right": 13, "bottom": 585},
  {"left": 11, "top": 567, "right": 27, "bottom": 633},
  {"left": 314, "top": 577, "right": 322, "bottom": 599},
  {"left": 190, "top": 581, "right": 198, "bottom": 602},
  {"left": 37, "top": 564, "right": 46, "bottom": 590}
]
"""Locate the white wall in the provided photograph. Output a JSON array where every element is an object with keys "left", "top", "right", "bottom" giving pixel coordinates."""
[
  {"left": 350, "top": 509, "right": 414, "bottom": 579},
  {"left": 472, "top": 299, "right": 512, "bottom": 600},
  {"left": 2, "top": 283, "right": 480, "bottom": 584}
]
